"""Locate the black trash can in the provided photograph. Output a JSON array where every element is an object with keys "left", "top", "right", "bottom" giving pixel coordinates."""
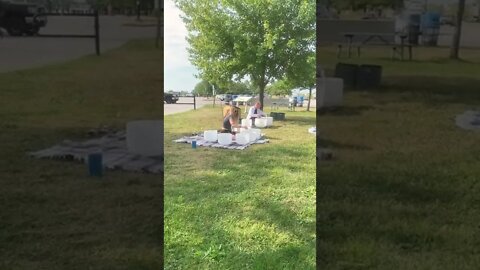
[
  {"left": 356, "top": 65, "right": 382, "bottom": 89},
  {"left": 334, "top": 63, "right": 358, "bottom": 88},
  {"left": 270, "top": 112, "right": 285, "bottom": 121}
]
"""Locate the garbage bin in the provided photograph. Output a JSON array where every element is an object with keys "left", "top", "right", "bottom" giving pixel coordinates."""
[
  {"left": 334, "top": 63, "right": 358, "bottom": 88},
  {"left": 270, "top": 112, "right": 285, "bottom": 120},
  {"left": 356, "top": 65, "right": 382, "bottom": 89}
]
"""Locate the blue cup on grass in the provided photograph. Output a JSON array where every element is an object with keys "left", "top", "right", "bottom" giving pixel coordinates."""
[
  {"left": 88, "top": 153, "right": 103, "bottom": 177},
  {"left": 192, "top": 140, "right": 197, "bottom": 149}
]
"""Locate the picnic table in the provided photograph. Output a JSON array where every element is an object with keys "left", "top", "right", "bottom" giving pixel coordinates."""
[{"left": 339, "top": 32, "right": 412, "bottom": 60}]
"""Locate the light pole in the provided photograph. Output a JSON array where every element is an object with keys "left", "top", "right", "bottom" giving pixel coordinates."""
[{"left": 136, "top": 0, "right": 141, "bottom": 21}]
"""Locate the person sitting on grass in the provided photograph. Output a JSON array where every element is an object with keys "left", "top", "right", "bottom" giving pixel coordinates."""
[
  {"left": 221, "top": 106, "right": 241, "bottom": 134},
  {"left": 247, "top": 102, "right": 266, "bottom": 127}
]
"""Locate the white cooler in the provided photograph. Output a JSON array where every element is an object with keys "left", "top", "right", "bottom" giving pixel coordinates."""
[
  {"left": 126, "top": 120, "right": 163, "bottom": 156},
  {"left": 317, "top": 77, "right": 343, "bottom": 108}
]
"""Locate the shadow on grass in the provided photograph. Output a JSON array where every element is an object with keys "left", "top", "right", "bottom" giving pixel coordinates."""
[
  {"left": 164, "top": 130, "right": 315, "bottom": 269},
  {"left": 1, "top": 126, "right": 163, "bottom": 269},
  {"left": 317, "top": 105, "right": 374, "bottom": 117},
  {"left": 369, "top": 75, "right": 480, "bottom": 106},
  {"left": 282, "top": 116, "right": 316, "bottom": 125},
  {"left": 317, "top": 161, "right": 464, "bottom": 268},
  {"left": 317, "top": 138, "right": 372, "bottom": 151}
]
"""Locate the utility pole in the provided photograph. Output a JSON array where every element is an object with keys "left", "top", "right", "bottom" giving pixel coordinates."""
[{"left": 136, "top": 0, "right": 141, "bottom": 21}]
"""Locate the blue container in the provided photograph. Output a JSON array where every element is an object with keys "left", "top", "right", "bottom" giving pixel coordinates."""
[
  {"left": 88, "top": 153, "right": 103, "bottom": 177},
  {"left": 192, "top": 140, "right": 197, "bottom": 149},
  {"left": 421, "top": 12, "right": 440, "bottom": 29}
]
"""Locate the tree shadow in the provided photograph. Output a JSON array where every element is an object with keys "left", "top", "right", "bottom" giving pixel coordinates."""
[
  {"left": 317, "top": 105, "right": 374, "bottom": 117},
  {"left": 282, "top": 116, "right": 316, "bottom": 125},
  {"left": 370, "top": 75, "right": 480, "bottom": 106},
  {"left": 317, "top": 138, "right": 372, "bottom": 151},
  {"left": 317, "top": 160, "right": 463, "bottom": 268},
  {"left": 2, "top": 125, "right": 163, "bottom": 268},
  {"left": 164, "top": 131, "right": 315, "bottom": 268}
]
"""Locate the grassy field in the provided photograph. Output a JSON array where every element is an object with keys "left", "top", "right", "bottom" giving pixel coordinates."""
[
  {"left": 0, "top": 40, "right": 163, "bottom": 269},
  {"left": 318, "top": 45, "right": 480, "bottom": 269},
  {"left": 164, "top": 107, "right": 316, "bottom": 269}
]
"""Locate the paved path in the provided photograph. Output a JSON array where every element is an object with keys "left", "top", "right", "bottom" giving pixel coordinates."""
[
  {"left": 164, "top": 97, "right": 316, "bottom": 115},
  {"left": 164, "top": 97, "right": 215, "bottom": 115},
  {"left": 0, "top": 16, "right": 156, "bottom": 73}
]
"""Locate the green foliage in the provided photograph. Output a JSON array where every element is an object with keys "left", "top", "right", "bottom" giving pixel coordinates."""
[
  {"left": 174, "top": 0, "right": 315, "bottom": 107},
  {"left": 227, "top": 81, "right": 254, "bottom": 95},
  {"left": 193, "top": 80, "right": 214, "bottom": 96},
  {"left": 267, "top": 79, "right": 294, "bottom": 96},
  {"left": 285, "top": 52, "right": 316, "bottom": 89}
]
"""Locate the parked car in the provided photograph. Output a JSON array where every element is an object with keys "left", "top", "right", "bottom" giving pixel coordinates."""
[
  {"left": 224, "top": 94, "right": 233, "bottom": 102},
  {"left": 164, "top": 93, "right": 179, "bottom": 104},
  {"left": 0, "top": 0, "right": 48, "bottom": 36}
]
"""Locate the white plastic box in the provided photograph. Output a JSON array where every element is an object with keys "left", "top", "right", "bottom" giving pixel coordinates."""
[
  {"left": 126, "top": 120, "right": 163, "bottom": 156},
  {"left": 317, "top": 77, "right": 344, "bottom": 108}
]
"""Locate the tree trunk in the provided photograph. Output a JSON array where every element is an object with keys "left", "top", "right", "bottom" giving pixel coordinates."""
[
  {"left": 307, "top": 86, "right": 313, "bottom": 112},
  {"left": 450, "top": 0, "right": 466, "bottom": 59},
  {"left": 259, "top": 82, "right": 265, "bottom": 110},
  {"left": 212, "top": 85, "right": 216, "bottom": 107}
]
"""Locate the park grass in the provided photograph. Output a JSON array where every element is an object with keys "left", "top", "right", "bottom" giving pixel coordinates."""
[
  {"left": 0, "top": 39, "right": 163, "bottom": 269},
  {"left": 164, "top": 106, "right": 316, "bottom": 269},
  {"left": 318, "top": 45, "right": 480, "bottom": 269}
]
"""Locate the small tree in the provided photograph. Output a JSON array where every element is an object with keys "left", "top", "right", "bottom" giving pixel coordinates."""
[
  {"left": 193, "top": 80, "right": 214, "bottom": 97},
  {"left": 285, "top": 52, "right": 316, "bottom": 111}
]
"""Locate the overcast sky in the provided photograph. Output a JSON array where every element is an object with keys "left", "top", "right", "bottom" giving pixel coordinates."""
[{"left": 164, "top": 0, "right": 200, "bottom": 93}]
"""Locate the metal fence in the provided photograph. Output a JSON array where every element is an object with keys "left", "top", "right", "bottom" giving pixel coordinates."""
[{"left": 38, "top": 11, "right": 100, "bottom": 55}]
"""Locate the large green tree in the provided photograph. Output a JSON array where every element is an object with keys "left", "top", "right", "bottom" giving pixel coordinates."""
[{"left": 174, "top": 0, "right": 315, "bottom": 109}]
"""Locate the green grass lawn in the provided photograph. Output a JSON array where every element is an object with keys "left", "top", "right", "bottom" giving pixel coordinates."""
[
  {"left": 164, "top": 107, "right": 316, "bottom": 269},
  {"left": 0, "top": 40, "right": 163, "bottom": 269},
  {"left": 318, "top": 45, "right": 480, "bottom": 269}
]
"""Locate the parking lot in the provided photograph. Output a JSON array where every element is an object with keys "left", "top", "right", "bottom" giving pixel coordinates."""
[
  {"left": 164, "top": 97, "right": 214, "bottom": 115},
  {"left": 0, "top": 16, "right": 156, "bottom": 73}
]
